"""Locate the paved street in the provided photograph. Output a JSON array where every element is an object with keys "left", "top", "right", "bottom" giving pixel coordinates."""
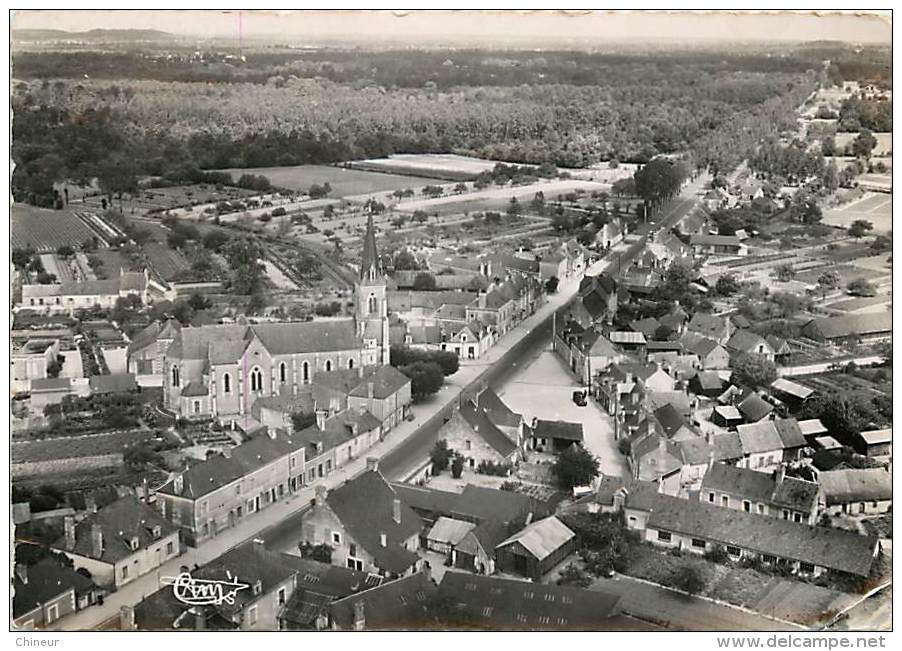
[{"left": 592, "top": 575, "right": 804, "bottom": 632}]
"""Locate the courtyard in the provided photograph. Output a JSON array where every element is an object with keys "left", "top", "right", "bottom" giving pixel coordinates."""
[{"left": 497, "top": 349, "right": 628, "bottom": 478}]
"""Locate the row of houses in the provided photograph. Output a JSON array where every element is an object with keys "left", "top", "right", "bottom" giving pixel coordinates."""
[{"left": 18, "top": 268, "right": 174, "bottom": 313}]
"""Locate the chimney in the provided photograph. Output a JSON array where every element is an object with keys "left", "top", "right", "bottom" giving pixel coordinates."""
[
  {"left": 195, "top": 606, "right": 206, "bottom": 631},
  {"left": 705, "top": 429, "right": 715, "bottom": 445},
  {"left": 315, "top": 485, "right": 327, "bottom": 507},
  {"left": 267, "top": 425, "right": 277, "bottom": 440},
  {"left": 380, "top": 532, "right": 387, "bottom": 548},
  {"left": 119, "top": 605, "right": 136, "bottom": 631},
  {"left": 775, "top": 466, "right": 786, "bottom": 485},
  {"left": 658, "top": 437, "right": 667, "bottom": 454},
  {"left": 174, "top": 473, "right": 184, "bottom": 495},
  {"left": 353, "top": 600, "right": 366, "bottom": 631},
  {"left": 252, "top": 538, "right": 265, "bottom": 555},
  {"left": 315, "top": 410, "right": 327, "bottom": 430},
  {"left": 142, "top": 478, "right": 149, "bottom": 502},
  {"left": 612, "top": 488, "right": 626, "bottom": 512},
  {"left": 366, "top": 457, "right": 379, "bottom": 473},
  {"left": 367, "top": 382, "right": 374, "bottom": 400},
  {"left": 525, "top": 512, "right": 534, "bottom": 526},
  {"left": 707, "top": 448, "right": 716, "bottom": 472},
  {"left": 15, "top": 563, "right": 27, "bottom": 584},
  {"left": 91, "top": 524, "right": 103, "bottom": 558},
  {"left": 64, "top": 516, "right": 76, "bottom": 550},
  {"left": 85, "top": 495, "right": 98, "bottom": 514},
  {"left": 392, "top": 498, "right": 401, "bottom": 525}
]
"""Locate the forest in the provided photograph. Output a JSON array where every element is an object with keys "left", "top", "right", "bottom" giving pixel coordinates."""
[{"left": 11, "top": 44, "right": 886, "bottom": 207}]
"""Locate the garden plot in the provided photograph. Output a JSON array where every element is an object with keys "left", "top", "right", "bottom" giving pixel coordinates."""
[
  {"left": 834, "top": 132, "right": 892, "bottom": 156},
  {"left": 348, "top": 153, "right": 519, "bottom": 181},
  {"left": 260, "top": 258, "right": 300, "bottom": 291},
  {"left": 12, "top": 204, "right": 100, "bottom": 251},
  {"left": 822, "top": 192, "right": 892, "bottom": 234}
]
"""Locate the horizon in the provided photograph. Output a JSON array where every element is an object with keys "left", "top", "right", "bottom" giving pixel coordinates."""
[{"left": 11, "top": 10, "right": 892, "bottom": 46}]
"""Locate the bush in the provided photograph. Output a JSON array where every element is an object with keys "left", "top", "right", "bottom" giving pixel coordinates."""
[
  {"left": 430, "top": 439, "right": 452, "bottom": 473},
  {"left": 557, "top": 563, "right": 592, "bottom": 588},
  {"left": 391, "top": 346, "right": 459, "bottom": 376},
  {"left": 671, "top": 564, "right": 706, "bottom": 595},
  {"left": 705, "top": 544, "right": 729, "bottom": 564},
  {"left": 477, "top": 460, "right": 513, "bottom": 477},
  {"left": 298, "top": 542, "right": 333, "bottom": 563},
  {"left": 451, "top": 455, "right": 464, "bottom": 478}
]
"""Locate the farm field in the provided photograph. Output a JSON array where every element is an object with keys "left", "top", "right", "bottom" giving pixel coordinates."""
[
  {"left": 796, "top": 262, "right": 887, "bottom": 287},
  {"left": 11, "top": 204, "right": 100, "bottom": 251},
  {"left": 349, "top": 153, "right": 522, "bottom": 181},
  {"left": 834, "top": 131, "right": 892, "bottom": 156},
  {"left": 143, "top": 242, "right": 191, "bottom": 281},
  {"left": 218, "top": 164, "right": 438, "bottom": 197},
  {"left": 76, "top": 184, "right": 258, "bottom": 216},
  {"left": 396, "top": 178, "right": 609, "bottom": 216},
  {"left": 822, "top": 192, "right": 892, "bottom": 234}
]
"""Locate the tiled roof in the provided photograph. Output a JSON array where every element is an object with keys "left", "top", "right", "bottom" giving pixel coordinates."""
[
  {"left": 347, "top": 365, "right": 411, "bottom": 400},
  {"left": 279, "top": 557, "right": 375, "bottom": 629},
  {"left": 13, "top": 557, "right": 95, "bottom": 619},
  {"left": 805, "top": 312, "right": 892, "bottom": 339},
  {"left": 52, "top": 497, "right": 177, "bottom": 565},
  {"left": 701, "top": 463, "right": 819, "bottom": 512},
  {"left": 771, "top": 378, "right": 815, "bottom": 400},
  {"left": 726, "top": 329, "right": 770, "bottom": 354},
  {"left": 819, "top": 469, "right": 891, "bottom": 505},
  {"left": 328, "top": 572, "right": 436, "bottom": 630},
  {"left": 691, "top": 234, "right": 743, "bottom": 247},
  {"left": 437, "top": 572, "right": 623, "bottom": 631},
  {"left": 737, "top": 394, "right": 774, "bottom": 423},
  {"left": 687, "top": 313, "right": 729, "bottom": 339},
  {"left": 859, "top": 428, "right": 891, "bottom": 445},
  {"left": 630, "top": 318, "right": 661, "bottom": 337},
  {"left": 531, "top": 419, "right": 583, "bottom": 442},
  {"left": 427, "top": 517, "right": 476, "bottom": 546},
  {"left": 326, "top": 470, "right": 422, "bottom": 574},
  {"left": 640, "top": 493, "right": 877, "bottom": 576},
  {"left": 451, "top": 485, "right": 538, "bottom": 525},
  {"left": 458, "top": 400, "right": 519, "bottom": 458},
  {"left": 773, "top": 418, "right": 808, "bottom": 449},
  {"left": 30, "top": 377, "right": 72, "bottom": 392},
  {"left": 497, "top": 516, "right": 575, "bottom": 561},
  {"left": 680, "top": 332, "right": 722, "bottom": 358},
  {"left": 609, "top": 331, "right": 647, "bottom": 345},
  {"left": 737, "top": 420, "right": 783, "bottom": 454}
]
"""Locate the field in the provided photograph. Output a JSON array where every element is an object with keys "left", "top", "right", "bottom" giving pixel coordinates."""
[
  {"left": 218, "top": 164, "right": 438, "bottom": 197},
  {"left": 76, "top": 184, "right": 258, "bottom": 216},
  {"left": 822, "top": 192, "right": 892, "bottom": 234},
  {"left": 834, "top": 132, "right": 892, "bottom": 156},
  {"left": 396, "top": 178, "right": 610, "bottom": 216},
  {"left": 143, "top": 242, "right": 191, "bottom": 281},
  {"left": 11, "top": 204, "right": 100, "bottom": 251},
  {"left": 349, "top": 154, "right": 516, "bottom": 181}
]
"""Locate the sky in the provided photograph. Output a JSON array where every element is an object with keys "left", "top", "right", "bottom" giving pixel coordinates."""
[{"left": 11, "top": 10, "right": 892, "bottom": 46}]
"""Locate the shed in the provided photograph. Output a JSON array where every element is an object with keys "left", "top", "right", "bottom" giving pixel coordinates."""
[
  {"left": 855, "top": 428, "right": 891, "bottom": 458},
  {"left": 494, "top": 516, "right": 577, "bottom": 580},
  {"left": 426, "top": 517, "right": 476, "bottom": 555},
  {"left": 712, "top": 405, "right": 743, "bottom": 429}
]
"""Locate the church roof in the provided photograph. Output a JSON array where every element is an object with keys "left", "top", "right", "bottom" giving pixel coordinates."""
[{"left": 360, "top": 214, "right": 382, "bottom": 280}]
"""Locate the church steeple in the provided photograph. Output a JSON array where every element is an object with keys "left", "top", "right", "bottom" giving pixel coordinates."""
[{"left": 359, "top": 214, "right": 382, "bottom": 282}]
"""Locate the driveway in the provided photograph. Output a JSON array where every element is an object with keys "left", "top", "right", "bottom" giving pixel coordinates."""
[{"left": 497, "top": 350, "right": 628, "bottom": 478}]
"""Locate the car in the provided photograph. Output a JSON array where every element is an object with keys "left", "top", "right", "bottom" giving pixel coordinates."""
[{"left": 572, "top": 389, "right": 587, "bottom": 407}]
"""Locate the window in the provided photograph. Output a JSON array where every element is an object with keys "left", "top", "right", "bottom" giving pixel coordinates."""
[
  {"left": 368, "top": 294, "right": 377, "bottom": 314},
  {"left": 279, "top": 362, "right": 287, "bottom": 383},
  {"left": 516, "top": 614, "right": 528, "bottom": 623},
  {"left": 324, "top": 359, "right": 333, "bottom": 372},
  {"left": 171, "top": 365, "right": 180, "bottom": 387},
  {"left": 799, "top": 562, "right": 815, "bottom": 574},
  {"left": 465, "top": 439, "right": 471, "bottom": 450},
  {"left": 253, "top": 580, "right": 262, "bottom": 596},
  {"left": 348, "top": 358, "right": 354, "bottom": 369},
  {"left": 762, "top": 555, "right": 777, "bottom": 564},
  {"left": 782, "top": 509, "right": 789, "bottom": 520},
  {"left": 793, "top": 513, "right": 802, "bottom": 523},
  {"left": 223, "top": 372, "right": 231, "bottom": 394},
  {"left": 691, "top": 538, "right": 706, "bottom": 549},
  {"left": 657, "top": 530, "right": 672, "bottom": 542},
  {"left": 346, "top": 558, "right": 363, "bottom": 571},
  {"left": 193, "top": 400, "right": 200, "bottom": 414},
  {"left": 349, "top": 543, "right": 357, "bottom": 557},
  {"left": 290, "top": 456, "right": 296, "bottom": 469},
  {"left": 859, "top": 503, "right": 866, "bottom": 514},
  {"left": 152, "top": 526, "right": 161, "bottom": 538},
  {"left": 544, "top": 593, "right": 555, "bottom": 602},
  {"left": 248, "top": 606, "right": 258, "bottom": 626},
  {"left": 130, "top": 537, "right": 140, "bottom": 551},
  {"left": 708, "top": 492, "right": 715, "bottom": 503},
  {"left": 743, "top": 500, "right": 751, "bottom": 512},
  {"left": 332, "top": 532, "right": 342, "bottom": 545},
  {"left": 121, "top": 566, "right": 129, "bottom": 580},
  {"left": 721, "top": 496, "right": 729, "bottom": 507},
  {"left": 757, "top": 504, "right": 765, "bottom": 515},
  {"left": 726, "top": 546, "right": 741, "bottom": 557},
  {"left": 482, "top": 607, "right": 493, "bottom": 616},
  {"left": 166, "top": 541, "right": 174, "bottom": 555},
  {"left": 302, "top": 361, "right": 310, "bottom": 383},
  {"left": 46, "top": 604, "right": 59, "bottom": 624},
  {"left": 278, "top": 588, "right": 286, "bottom": 606},
  {"left": 250, "top": 367, "right": 263, "bottom": 392}
]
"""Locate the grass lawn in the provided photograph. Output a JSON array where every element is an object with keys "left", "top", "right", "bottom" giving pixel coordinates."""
[{"left": 218, "top": 164, "right": 439, "bottom": 196}]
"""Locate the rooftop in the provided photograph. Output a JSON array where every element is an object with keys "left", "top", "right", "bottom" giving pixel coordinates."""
[{"left": 497, "top": 516, "right": 575, "bottom": 561}]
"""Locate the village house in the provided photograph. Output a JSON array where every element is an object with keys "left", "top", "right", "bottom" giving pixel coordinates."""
[
  {"left": 770, "top": 378, "right": 816, "bottom": 412},
  {"left": 127, "top": 540, "right": 299, "bottom": 631},
  {"left": 737, "top": 392, "right": 774, "bottom": 423},
  {"left": 528, "top": 418, "right": 584, "bottom": 453},
  {"left": 52, "top": 497, "right": 180, "bottom": 589},
  {"left": 155, "top": 429, "right": 307, "bottom": 546},
  {"left": 279, "top": 558, "right": 380, "bottom": 630},
  {"left": 28, "top": 376, "right": 74, "bottom": 409},
  {"left": 442, "top": 320, "right": 495, "bottom": 359},
  {"left": 553, "top": 318, "right": 628, "bottom": 385},
  {"left": 19, "top": 268, "right": 174, "bottom": 313},
  {"left": 801, "top": 312, "right": 892, "bottom": 344},
  {"left": 326, "top": 572, "right": 436, "bottom": 630},
  {"left": 300, "top": 459, "right": 422, "bottom": 578},
  {"left": 298, "top": 408, "right": 383, "bottom": 485},
  {"left": 11, "top": 337, "right": 61, "bottom": 394},
  {"left": 12, "top": 557, "right": 98, "bottom": 630},
  {"left": 439, "top": 388, "right": 524, "bottom": 469},
  {"left": 726, "top": 330, "right": 776, "bottom": 362},
  {"left": 690, "top": 234, "right": 748, "bottom": 257},
  {"left": 680, "top": 332, "right": 731, "bottom": 369},
  {"left": 685, "top": 313, "right": 735, "bottom": 346},
  {"left": 622, "top": 485, "right": 879, "bottom": 579},
  {"left": 126, "top": 318, "right": 181, "bottom": 383},
  {"left": 700, "top": 463, "right": 819, "bottom": 524},
  {"left": 736, "top": 420, "right": 784, "bottom": 472},
  {"left": 567, "top": 274, "right": 619, "bottom": 328},
  {"left": 817, "top": 468, "right": 892, "bottom": 516}
]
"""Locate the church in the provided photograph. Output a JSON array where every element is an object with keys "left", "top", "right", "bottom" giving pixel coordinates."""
[{"left": 161, "top": 215, "right": 390, "bottom": 422}]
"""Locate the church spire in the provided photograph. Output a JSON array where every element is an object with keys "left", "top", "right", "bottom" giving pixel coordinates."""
[{"left": 359, "top": 213, "right": 382, "bottom": 281}]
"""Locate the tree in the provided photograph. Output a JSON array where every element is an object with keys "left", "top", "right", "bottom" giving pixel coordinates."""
[
  {"left": 393, "top": 249, "right": 420, "bottom": 271},
  {"left": 400, "top": 361, "right": 444, "bottom": 402},
  {"left": 412, "top": 272, "right": 437, "bottom": 291},
  {"left": 451, "top": 454, "right": 465, "bottom": 479},
  {"left": 552, "top": 444, "right": 600, "bottom": 491},
  {"left": 730, "top": 352, "right": 777, "bottom": 388},
  {"left": 852, "top": 128, "right": 878, "bottom": 159},
  {"left": 223, "top": 238, "right": 266, "bottom": 296},
  {"left": 802, "top": 391, "right": 886, "bottom": 443},
  {"left": 56, "top": 244, "right": 75, "bottom": 258},
  {"left": 298, "top": 542, "right": 333, "bottom": 563},
  {"left": 202, "top": 230, "right": 230, "bottom": 251},
  {"left": 507, "top": 196, "right": 521, "bottom": 217},
  {"left": 544, "top": 276, "right": 559, "bottom": 294},
  {"left": 454, "top": 182, "right": 468, "bottom": 194},
  {"left": 847, "top": 278, "right": 876, "bottom": 297},
  {"left": 672, "top": 564, "right": 706, "bottom": 596},
  {"left": 817, "top": 269, "right": 841, "bottom": 294},
  {"left": 772, "top": 263, "right": 795, "bottom": 282},
  {"left": 789, "top": 191, "right": 822, "bottom": 225},
  {"left": 430, "top": 439, "right": 452, "bottom": 473},
  {"left": 715, "top": 274, "right": 740, "bottom": 297},
  {"left": 557, "top": 563, "right": 592, "bottom": 588},
  {"left": 46, "top": 356, "right": 64, "bottom": 378},
  {"left": 123, "top": 443, "right": 163, "bottom": 470},
  {"left": 611, "top": 177, "right": 636, "bottom": 197},
  {"left": 821, "top": 136, "right": 836, "bottom": 157},
  {"left": 848, "top": 219, "right": 874, "bottom": 239},
  {"left": 390, "top": 346, "right": 459, "bottom": 376}
]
